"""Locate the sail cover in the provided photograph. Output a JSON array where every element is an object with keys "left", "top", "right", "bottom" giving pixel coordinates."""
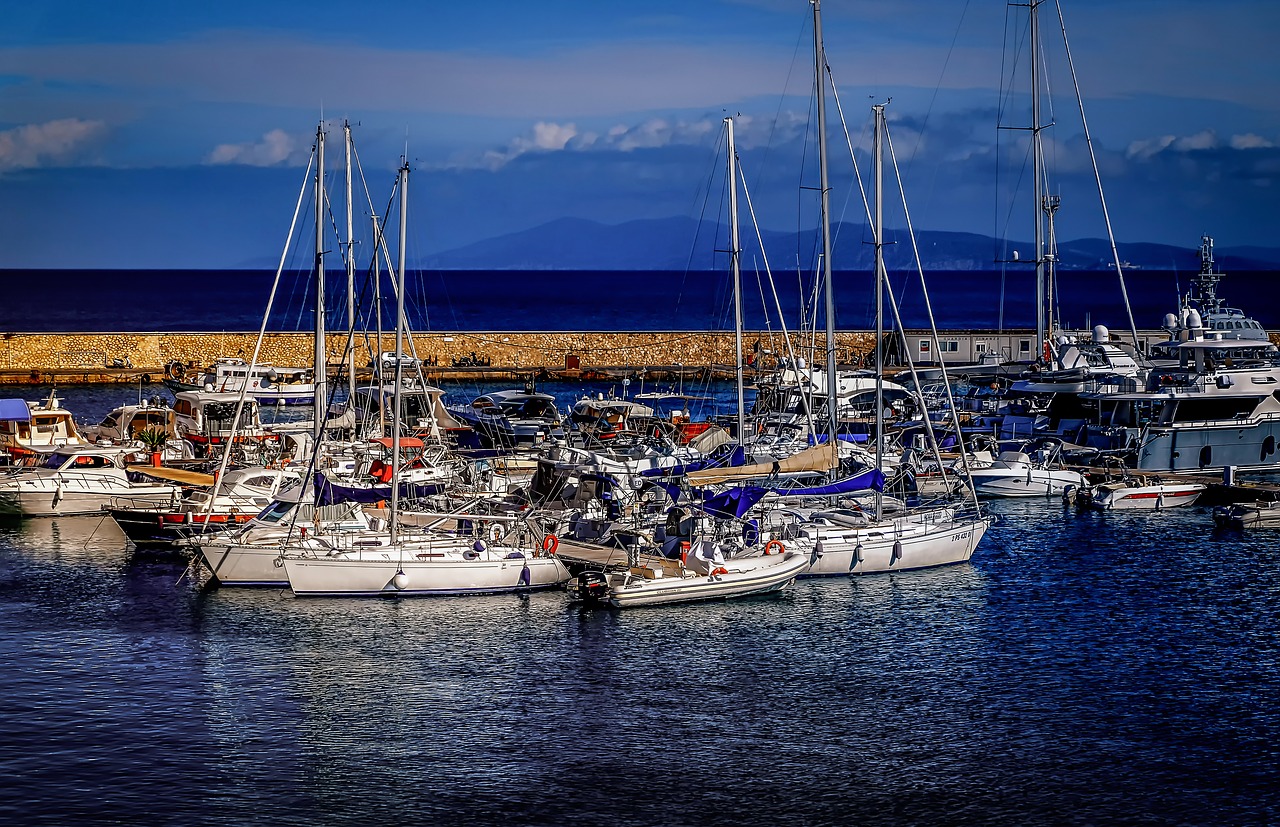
[{"left": 683, "top": 442, "right": 837, "bottom": 486}]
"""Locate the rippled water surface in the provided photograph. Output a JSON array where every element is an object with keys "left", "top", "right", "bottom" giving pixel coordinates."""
[{"left": 0, "top": 387, "right": 1277, "bottom": 825}]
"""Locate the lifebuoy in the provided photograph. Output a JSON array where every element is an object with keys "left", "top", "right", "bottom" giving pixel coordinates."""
[
  {"left": 764, "top": 539, "right": 785, "bottom": 556},
  {"left": 489, "top": 523, "right": 504, "bottom": 543},
  {"left": 542, "top": 534, "right": 559, "bottom": 555},
  {"left": 165, "top": 361, "right": 185, "bottom": 381},
  {"left": 710, "top": 567, "right": 729, "bottom": 577}
]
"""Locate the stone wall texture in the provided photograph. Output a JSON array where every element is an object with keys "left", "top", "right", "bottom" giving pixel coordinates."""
[{"left": 0, "top": 331, "right": 881, "bottom": 382}]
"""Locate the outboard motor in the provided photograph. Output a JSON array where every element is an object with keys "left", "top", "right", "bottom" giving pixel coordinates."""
[{"left": 572, "top": 570, "right": 611, "bottom": 605}]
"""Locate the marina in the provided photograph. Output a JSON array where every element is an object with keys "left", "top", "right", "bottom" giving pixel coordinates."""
[{"left": 7, "top": 0, "right": 1280, "bottom": 823}]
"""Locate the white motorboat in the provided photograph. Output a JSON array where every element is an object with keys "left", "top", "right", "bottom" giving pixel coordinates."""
[
  {"left": 0, "top": 445, "right": 180, "bottom": 517},
  {"left": 0, "top": 391, "right": 90, "bottom": 463},
  {"left": 968, "top": 439, "right": 1084, "bottom": 498},
  {"left": 1213, "top": 500, "right": 1280, "bottom": 529},
  {"left": 1087, "top": 478, "right": 1206, "bottom": 510},
  {"left": 164, "top": 357, "right": 316, "bottom": 405},
  {"left": 569, "top": 539, "right": 810, "bottom": 608}
]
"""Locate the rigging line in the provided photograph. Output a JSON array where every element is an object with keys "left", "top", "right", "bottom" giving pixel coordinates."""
[
  {"left": 199, "top": 149, "right": 316, "bottom": 535},
  {"left": 1052, "top": 0, "right": 1140, "bottom": 350},
  {"left": 739, "top": 163, "right": 813, "bottom": 438},
  {"left": 885, "top": 119, "right": 981, "bottom": 503}
]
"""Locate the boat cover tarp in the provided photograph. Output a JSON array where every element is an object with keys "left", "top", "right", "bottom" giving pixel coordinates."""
[
  {"left": 313, "top": 471, "right": 444, "bottom": 506},
  {"left": 0, "top": 399, "right": 30, "bottom": 422},
  {"left": 749, "top": 467, "right": 886, "bottom": 497},
  {"left": 683, "top": 442, "right": 837, "bottom": 486},
  {"left": 639, "top": 443, "right": 746, "bottom": 478},
  {"left": 660, "top": 467, "right": 885, "bottom": 519}
]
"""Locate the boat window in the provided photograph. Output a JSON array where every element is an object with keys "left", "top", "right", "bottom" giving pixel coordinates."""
[
  {"left": 1019, "top": 340, "right": 1031, "bottom": 354},
  {"left": 1167, "top": 397, "right": 1262, "bottom": 423},
  {"left": 98, "top": 413, "right": 120, "bottom": 428}
]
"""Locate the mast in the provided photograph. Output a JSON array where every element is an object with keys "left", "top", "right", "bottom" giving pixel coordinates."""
[
  {"left": 344, "top": 120, "right": 357, "bottom": 409},
  {"left": 313, "top": 122, "right": 327, "bottom": 438},
  {"left": 812, "top": 0, "right": 837, "bottom": 443},
  {"left": 389, "top": 159, "right": 409, "bottom": 544},
  {"left": 872, "top": 104, "right": 885, "bottom": 521},
  {"left": 726, "top": 117, "right": 746, "bottom": 441},
  {"left": 1030, "top": 0, "right": 1048, "bottom": 365}
]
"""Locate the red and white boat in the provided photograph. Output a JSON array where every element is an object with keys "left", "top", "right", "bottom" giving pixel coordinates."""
[{"left": 1089, "top": 478, "right": 1206, "bottom": 511}]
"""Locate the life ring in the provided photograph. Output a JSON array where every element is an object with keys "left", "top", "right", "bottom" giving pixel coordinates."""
[
  {"left": 710, "top": 566, "right": 729, "bottom": 577},
  {"left": 165, "top": 361, "right": 185, "bottom": 381},
  {"left": 489, "top": 523, "right": 504, "bottom": 543},
  {"left": 542, "top": 534, "right": 559, "bottom": 555},
  {"left": 764, "top": 539, "right": 785, "bottom": 556}
]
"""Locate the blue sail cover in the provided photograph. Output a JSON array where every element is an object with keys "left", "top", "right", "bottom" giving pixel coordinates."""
[
  {"left": 313, "top": 472, "right": 444, "bottom": 506},
  {"left": 639, "top": 444, "right": 746, "bottom": 478},
  {"left": 748, "top": 467, "right": 886, "bottom": 498},
  {"left": 697, "top": 486, "right": 772, "bottom": 520}
]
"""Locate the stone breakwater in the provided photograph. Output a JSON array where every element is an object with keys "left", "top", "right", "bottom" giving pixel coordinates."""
[{"left": 0, "top": 331, "right": 880, "bottom": 383}]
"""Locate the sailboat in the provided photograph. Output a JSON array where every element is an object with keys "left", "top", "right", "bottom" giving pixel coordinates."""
[
  {"left": 762, "top": 4, "right": 990, "bottom": 576},
  {"left": 565, "top": 116, "right": 812, "bottom": 608},
  {"left": 280, "top": 159, "right": 569, "bottom": 597}
]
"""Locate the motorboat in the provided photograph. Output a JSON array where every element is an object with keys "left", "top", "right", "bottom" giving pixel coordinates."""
[
  {"left": 164, "top": 357, "right": 316, "bottom": 405},
  {"left": 1086, "top": 478, "right": 1206, "bottom": 510},
  {"left": 1213, "top": 500, "right": 1280, "bottom": 529},
  {"left": 448, "top": 383, "right": 566, "bottom": 452},
  {"left": 107, "top": 464, "right": 302, "bottom": 546},
  {"left": 0, "top": 391, "right": 90, "bottom": 463},
  {"left": 0, "top": 445, "right": 180, "bottom": 517},
  {"left": 967, "top": 438, "right": 1085, "bottom": 497},
  {"left": 567, "top": 539, "right": 809, "bottom": 609}
]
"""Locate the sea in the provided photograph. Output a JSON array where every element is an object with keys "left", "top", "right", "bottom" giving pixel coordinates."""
[
  {"left": 1, "top": 271, "right": 1279, "bottom": 827},
  {"left": 0, "top": 381, "right": 1277, "bottom": 826},
  {"left": 2, "top": 268, "right": 1276, "bottom": 332}
]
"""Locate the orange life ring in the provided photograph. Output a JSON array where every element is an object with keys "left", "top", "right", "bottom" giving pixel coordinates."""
[
  {"left": 710, "top": 566, "right": 729, "bottom": 577},
  {"left": 764, "top": 539, "right": 785, "bottom": 556},
  {"left": 542, "top": 534, "right": 559, "bottom": 555}
]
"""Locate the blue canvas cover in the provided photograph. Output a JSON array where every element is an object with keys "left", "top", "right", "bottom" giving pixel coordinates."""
[{"left": 0, "top": 399, "right": 30, "bottom": 422}]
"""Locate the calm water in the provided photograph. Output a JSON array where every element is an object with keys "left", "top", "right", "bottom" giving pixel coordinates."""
[
  {"left": 2, "top": 268, "right": 1276, "bottom": 332},
  {"left": 0, "top": 386, "right": 1277, "bottom": 825}
]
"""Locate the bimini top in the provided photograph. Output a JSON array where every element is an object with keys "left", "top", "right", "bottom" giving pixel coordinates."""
[{"left": 0, "top": 399, "right": 31, "bottom": 422}]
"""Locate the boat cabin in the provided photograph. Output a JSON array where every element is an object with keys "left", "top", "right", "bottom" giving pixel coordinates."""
[{"left": 172, "top": 391, "right": 266, "bottom": 444}]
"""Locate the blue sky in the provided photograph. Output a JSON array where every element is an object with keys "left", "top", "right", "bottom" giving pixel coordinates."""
[{"left": 2, "top": 0, "right": 1278, "bottom": 268}]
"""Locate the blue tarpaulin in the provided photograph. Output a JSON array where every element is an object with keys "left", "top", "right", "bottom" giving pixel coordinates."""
[{"left": 0, "top": 399, "right": 30, "bottom": 422}]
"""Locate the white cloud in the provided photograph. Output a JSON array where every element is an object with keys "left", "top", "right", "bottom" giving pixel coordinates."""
[
  {"left": 1230, "top": 133, "right": 1275, "bottom": 150},
  {"left": 206, "top": 129, "right": 308, "bottom": 166},
  {"left": 0, "top": 118, "right": 107, "bottom": 171}
]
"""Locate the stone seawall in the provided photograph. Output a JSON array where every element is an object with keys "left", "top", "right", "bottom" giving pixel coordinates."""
[{"left": 0, "top": 331, "right": 879, "bottom": 383}]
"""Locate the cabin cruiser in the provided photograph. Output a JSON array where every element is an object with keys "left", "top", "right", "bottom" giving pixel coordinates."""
[
  {"left": 164, "top": 357, "right": 316, "bottom": 405},
  {"left": 0, "top": 445, "right": 180, "bottom": 517},
  {"left": 0, "top": 391, "right": 90, "bottom": 463},
  {"left": 448, "top": 383, "right": 565, "bottom": 452},
  {"left": 1009, "top": 325, "right": 1145, "bottom": 396}
]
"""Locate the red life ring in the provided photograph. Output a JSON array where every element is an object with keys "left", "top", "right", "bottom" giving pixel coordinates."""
[
  {"left": 542, "top": 534, "right": 559, "bottom": 555},
  {"left": 764, "top": 539, "right": 785, "bottom": 556},
  {"left": 710, "top": 567, "right": 729, "bottom": 577}
]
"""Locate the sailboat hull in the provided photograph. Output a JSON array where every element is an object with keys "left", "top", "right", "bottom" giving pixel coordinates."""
[
  {"left": 800, "top": 514, "right": 991, "bottom": 575},
  {"left": 283, "top": 553, "right": 569, "bottom": 596}
]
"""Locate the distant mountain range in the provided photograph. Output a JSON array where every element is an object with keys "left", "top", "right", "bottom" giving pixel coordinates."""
[{"left": 419, "top": 216, "right": 1280, "bottom": 272}]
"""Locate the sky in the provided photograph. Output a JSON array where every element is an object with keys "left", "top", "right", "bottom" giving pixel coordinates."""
[{"left": 2, "top": 0, "right": 1279, "bottom": 268}]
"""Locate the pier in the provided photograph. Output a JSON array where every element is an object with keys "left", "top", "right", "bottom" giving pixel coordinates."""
[{"left": 5, "top": 328, "right": 1271, "bottom": 386}]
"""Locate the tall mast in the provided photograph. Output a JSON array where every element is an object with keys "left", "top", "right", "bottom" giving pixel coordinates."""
[
  {"left": 313, "top": 122, "right": 327, "bottom": 439},
  {"left": 726, "top": 117, "right": 745, "bottom": 441},
  {"left": 813, "top": 0, "right": 837, "bottom": 443},
  {"left": 1030, "top": 0, "right": 1048, "bottom": 364},
  {"left": 872, "top": 104, "right": 885, "bottom": 521},
  {"left": 344, "top": 120, "right": 357, "bottom": 409},
  {"left": 389, "top": 159, "right": 409, "bottom": 544}
]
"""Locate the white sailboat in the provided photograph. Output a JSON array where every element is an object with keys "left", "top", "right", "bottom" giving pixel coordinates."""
[{"left": 280, "top": 158, "right": 569, "bottom": 597}]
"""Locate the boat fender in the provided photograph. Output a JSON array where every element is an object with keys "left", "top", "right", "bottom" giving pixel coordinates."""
[
  {"left": 463, "top": 549, "right": 481, "bottom": 561},
  {"left": 854, "top": 543, "right": 864, "bottom": 563},
  {"left": 473, "top": 539, "right": 487, "bottom": 553},
  {"left": 542, "top": 533, "right": 559, "bottom": 556},
  {"left": 891, "top": 540, "right": 902, "bottom": 562},
  {"left": 391, "top": 571, "right": 409, "bottom": 590},
  {"left": 764, "top": 539, "right": 785, "bottom": 556}
]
